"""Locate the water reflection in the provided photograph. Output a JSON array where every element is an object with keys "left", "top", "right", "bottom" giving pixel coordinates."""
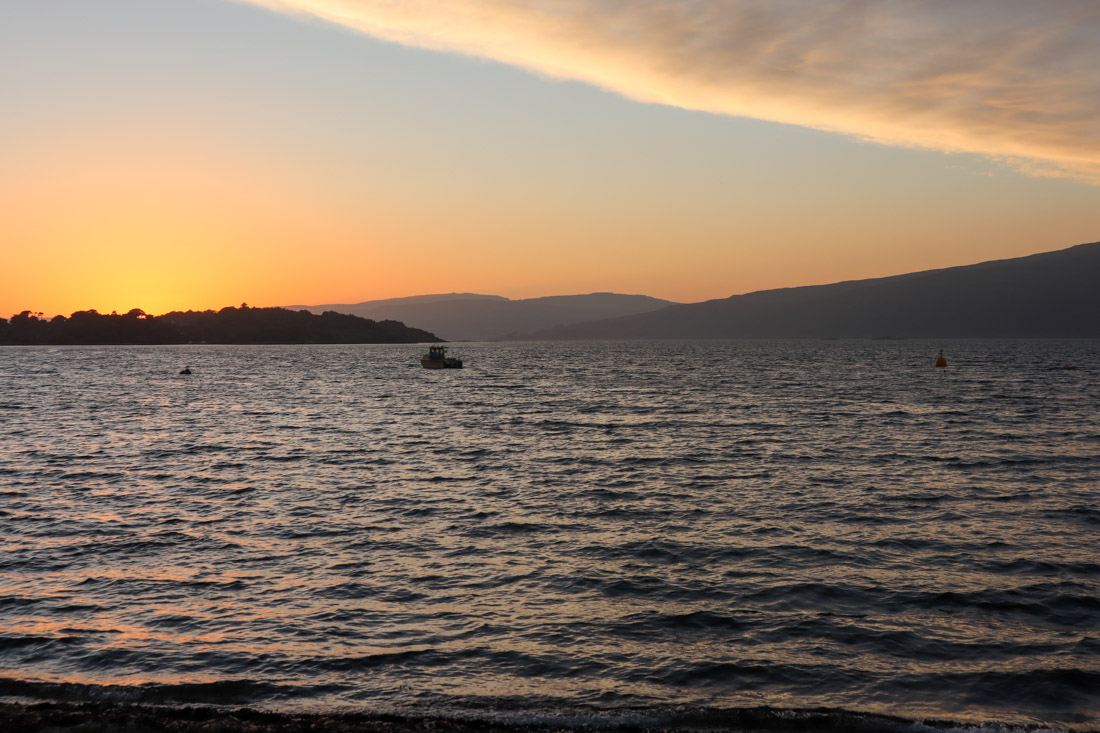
[{"left": 0, "top": 341, "right": 1097, "bottom": 727}]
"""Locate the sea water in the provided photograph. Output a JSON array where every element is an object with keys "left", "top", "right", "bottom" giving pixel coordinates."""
[{"left": 1, "top": 341, "right": 1097, "bottom": 730}]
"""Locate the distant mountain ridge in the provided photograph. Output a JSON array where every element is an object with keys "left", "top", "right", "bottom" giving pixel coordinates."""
[
  {"left": 286, "top": 292, "right": 677, "bottom": 341},
  {"left": 515, "top": 241, "right": 1100, "bottom": 340}
]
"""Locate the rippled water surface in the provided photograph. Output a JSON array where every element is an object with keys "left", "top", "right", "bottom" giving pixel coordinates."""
[{"left": 1, "top": 341, "right": 1098, "bottom": 730}]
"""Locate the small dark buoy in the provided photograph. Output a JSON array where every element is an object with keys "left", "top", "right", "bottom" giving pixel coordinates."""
[
  {"left": 179, "top": 367, "right": 192, "bottom": 375},
  {"left": 935, "top": 349, "right": 947, "bottom": 368},
  {"left": 1064, "top": 365, "right": 1076, "bottom": 370}
]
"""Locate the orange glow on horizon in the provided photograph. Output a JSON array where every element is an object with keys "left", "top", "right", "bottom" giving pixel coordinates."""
[
  {"left": 2, "top": 0, "right": 1099, "bottom": 322},
  {"left": 3, "top": 70, "right": 1097, "bottom": 321}
]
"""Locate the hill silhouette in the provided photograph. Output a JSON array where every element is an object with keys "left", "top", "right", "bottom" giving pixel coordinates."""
[
  {"left": 515, "top": 241, "right": 1100, "bottom": 340},
  {"left": 286, "top": 292, "right": 676, "bottom": 341},
  {"left": 0, "top": 306, "right": 439, "bottom": 345}
]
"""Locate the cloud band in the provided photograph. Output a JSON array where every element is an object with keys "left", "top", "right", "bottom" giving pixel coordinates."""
[{"left": 243, "top": 0, "right": 1100, "bottom": 182}]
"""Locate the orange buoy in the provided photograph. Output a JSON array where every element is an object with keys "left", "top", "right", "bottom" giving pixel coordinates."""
[{"left": 935, "top": 349, "right": 947, "bottom": 368}]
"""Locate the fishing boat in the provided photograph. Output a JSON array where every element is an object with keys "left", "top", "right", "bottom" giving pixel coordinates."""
[{"left": 420, "top": 344, "right": 463, "bottom": 369}]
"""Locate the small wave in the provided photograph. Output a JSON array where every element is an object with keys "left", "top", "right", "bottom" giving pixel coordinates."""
[
  {"left": 0, "top": 692, "right": 1091, "bottom": 733},
  {"left": 464, "top": 521, "right": 547, "bottom": 537},
  {"left": 612, "top": 609, "right": 754, "bottom": 636},
  {"left": 0, "top": 634, "right": 81, "bottom": 650},
  {"left": 1055, "top": 505, "right": 1100, "bottom": 526},
  {"left": 0, "top": 676, "right": 300, "bottom": 706}
]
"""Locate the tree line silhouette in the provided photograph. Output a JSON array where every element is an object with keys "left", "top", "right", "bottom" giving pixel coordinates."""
[{"left": 0, "top": 305, "right": 439, "bottom": 345}]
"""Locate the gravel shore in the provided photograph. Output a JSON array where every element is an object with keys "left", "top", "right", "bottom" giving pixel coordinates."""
[
  {"left": 3, "top": 700, "right": 1057, "bottom": 733},
  {"left": 0, "top": 702, "right": 579, "bottom": 733}
]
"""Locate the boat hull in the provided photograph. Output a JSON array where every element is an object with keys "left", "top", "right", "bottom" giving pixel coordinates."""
[{"left": 421, "top": 358, "right": 462, "bottom": 369}]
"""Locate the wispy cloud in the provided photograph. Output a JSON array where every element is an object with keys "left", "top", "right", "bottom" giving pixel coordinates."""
[{"left": 244, "top": 1, "right": 1100, "bottom": 182}]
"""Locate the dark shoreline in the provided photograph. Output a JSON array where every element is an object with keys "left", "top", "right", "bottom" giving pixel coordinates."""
[
  {"left": 0, "top": 306, "right": 440, "bottom": 346},
  {"left": 3, "top": 702, "right": 546, "bottom": 733},
  {"left": 1, "top": 701, "right": 1084, "bottom": 733}
]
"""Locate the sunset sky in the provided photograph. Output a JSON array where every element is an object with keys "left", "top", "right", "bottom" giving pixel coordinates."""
[{"left": 3, "top": 0, "right": 1098, "bottom": 318}]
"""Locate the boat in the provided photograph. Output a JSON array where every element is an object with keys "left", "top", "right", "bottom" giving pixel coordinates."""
[{"left": 421, "top": 344, "right": 463, "bottom": 369}]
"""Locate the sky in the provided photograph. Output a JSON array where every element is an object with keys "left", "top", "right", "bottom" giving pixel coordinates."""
[{"left": 2, "top": 0, "right": 1099, "bottom": 317}]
